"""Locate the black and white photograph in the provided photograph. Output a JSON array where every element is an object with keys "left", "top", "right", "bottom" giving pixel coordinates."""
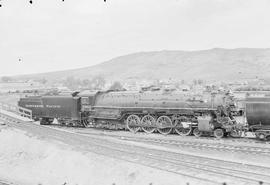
[{"left": 1, "top": 0, "right": 270, "bottom": 185}]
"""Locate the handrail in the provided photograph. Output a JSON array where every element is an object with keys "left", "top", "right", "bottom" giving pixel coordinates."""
[{"left": 0, "top": 102, "right": 32, "bottom": 119}]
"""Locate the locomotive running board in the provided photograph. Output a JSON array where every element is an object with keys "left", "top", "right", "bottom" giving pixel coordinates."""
[{"left": 93, "top": 106, "right": 216, "bottom": 111}]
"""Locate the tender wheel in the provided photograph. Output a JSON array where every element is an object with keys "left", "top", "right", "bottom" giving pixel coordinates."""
[
  {"left": 193, "top": 127, "right": 202, "bottom": 137},
  {"left": 126, "top": 114, "right": 141, "bottom": 133},
  {"left": 213, "top": 128, "right": 224, "bottom": 139},
  {"left": 68, "top": 121, "right": 75, "bottom": 127},
  {"left": 141, "top": 115, "right": 156, "bottom": 133},
  {"left": 156, "top": 116, "right": 173, "bottom": 135},
  {"left": 40, "top": 118, "right": 51, "bottom": 125},
  {"left": 40, "top": 118, "right": 46, "bottom": 125}
]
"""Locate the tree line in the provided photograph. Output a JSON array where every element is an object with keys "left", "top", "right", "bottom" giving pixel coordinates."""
[
  {"left": 63, "top": 76, "right": 124, "bottom": 91},
  {"left": 0, "top": 75, "right": 124, "bottom": 91}
]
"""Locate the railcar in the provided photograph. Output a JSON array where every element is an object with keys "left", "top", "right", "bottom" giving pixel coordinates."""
[{"left": 245, "top": 97, "right": 270, "bottom": 140}]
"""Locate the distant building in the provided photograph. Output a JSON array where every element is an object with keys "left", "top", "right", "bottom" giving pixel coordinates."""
[{"left": 0, "top": 81, "right": 44, "bottom": 93}]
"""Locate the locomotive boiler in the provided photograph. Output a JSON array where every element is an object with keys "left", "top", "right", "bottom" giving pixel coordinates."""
[{"left": 88, "top": 90, "right": 238, "bottom": 137}]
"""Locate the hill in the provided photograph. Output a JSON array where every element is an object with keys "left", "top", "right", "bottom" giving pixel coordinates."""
[{"left": 13, "top": 48, "right": 270, "bottom": 82}]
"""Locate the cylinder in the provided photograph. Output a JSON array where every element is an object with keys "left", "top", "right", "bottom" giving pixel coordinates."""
[{"left": 246, "top": 97, "right": 270, "bottom": 127}]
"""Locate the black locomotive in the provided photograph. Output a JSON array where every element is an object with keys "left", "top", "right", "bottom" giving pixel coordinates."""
[{"left": 18, "top": 89, "right": 244, "bottom": 138}]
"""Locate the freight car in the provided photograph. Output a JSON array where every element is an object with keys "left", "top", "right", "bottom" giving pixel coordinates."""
[
  {"left": 18, "top": 89, "right": 239, "bottom": 138},
  {"left": 245, "top": 97, "right": 270, "bottom": 140}
]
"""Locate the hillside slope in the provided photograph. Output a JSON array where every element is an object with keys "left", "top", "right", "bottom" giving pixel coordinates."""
[{"left": 14, "top": 48, "right": 270, "bottom": 82}]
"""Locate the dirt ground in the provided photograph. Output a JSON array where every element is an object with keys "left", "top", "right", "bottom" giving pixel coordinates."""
[{"left": 0, "top": 126, "right": 205, "bottom": 185}]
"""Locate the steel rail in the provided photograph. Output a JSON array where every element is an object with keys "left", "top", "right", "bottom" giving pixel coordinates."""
[{"left": 1, "top": 114, "right": 270, "bottom": 185}]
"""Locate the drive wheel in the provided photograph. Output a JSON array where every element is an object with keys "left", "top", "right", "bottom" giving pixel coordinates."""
[
  {"left": 193, "top": 127, "right": 202, "bottom": 137},
  {"left": 126, "top": 114, "right": 141, "bottom": 133},
  {"left": 173, "top": 117, "right": 192, "bottom": 136},
  {"left": 214, "top": 128, "right": 224, "bottom": 139},
  {"left": 175, "top": 125, "right": 192, "bottom": 136},
  {"left": 157, "top": 116, "right": 173, "bottom": 135},
  {"left": 141, "top": 115, "right": 156, "bottom": 133}
]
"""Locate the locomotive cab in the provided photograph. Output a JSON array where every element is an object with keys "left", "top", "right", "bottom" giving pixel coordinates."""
[{"left": 78, "top": 90, "right": 97, "bottom": 112}]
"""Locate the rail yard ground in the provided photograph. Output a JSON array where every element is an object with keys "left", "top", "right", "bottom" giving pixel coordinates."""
[
  {"left": 0, "top": 125, "right": 191, "bottom": 185},
  {"left": 1, "top": 114, "right": 270, "bottom": 185},
  {"left": 1, "top": 91, "right": 270, "bottom": 185}
]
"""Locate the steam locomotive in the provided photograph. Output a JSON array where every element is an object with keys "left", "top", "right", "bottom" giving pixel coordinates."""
[{"left": 18, "top": 89, "right": 243, "bottom": 138}]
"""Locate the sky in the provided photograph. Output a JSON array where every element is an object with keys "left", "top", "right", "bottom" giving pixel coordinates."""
[{"left": 0, "top": 0, "right": 270, "bottom": 76}]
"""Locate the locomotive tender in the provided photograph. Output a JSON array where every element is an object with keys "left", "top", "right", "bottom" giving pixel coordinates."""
[
  {"left": 18, "top": 89, "right": 240, "bottom": 138},
  {"left": 18, "top": 95, "right": 84, "bottom": 126}
]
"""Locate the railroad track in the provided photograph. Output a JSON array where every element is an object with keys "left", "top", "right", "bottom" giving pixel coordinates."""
[
  {"left": 42, "top": 123, "right": 270, "bottom": 149},
  {"left": 62, "top": 127, "right": 270, "bottom": 156},
  {"left": 117, "top": 135, "right": 270, "bottom": 155},
  {"left": 86, "top": 126, "right": 269, "bottom": 145},
  {"left": 1, "top": 113, "right": 270, "bottom": 185}
]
